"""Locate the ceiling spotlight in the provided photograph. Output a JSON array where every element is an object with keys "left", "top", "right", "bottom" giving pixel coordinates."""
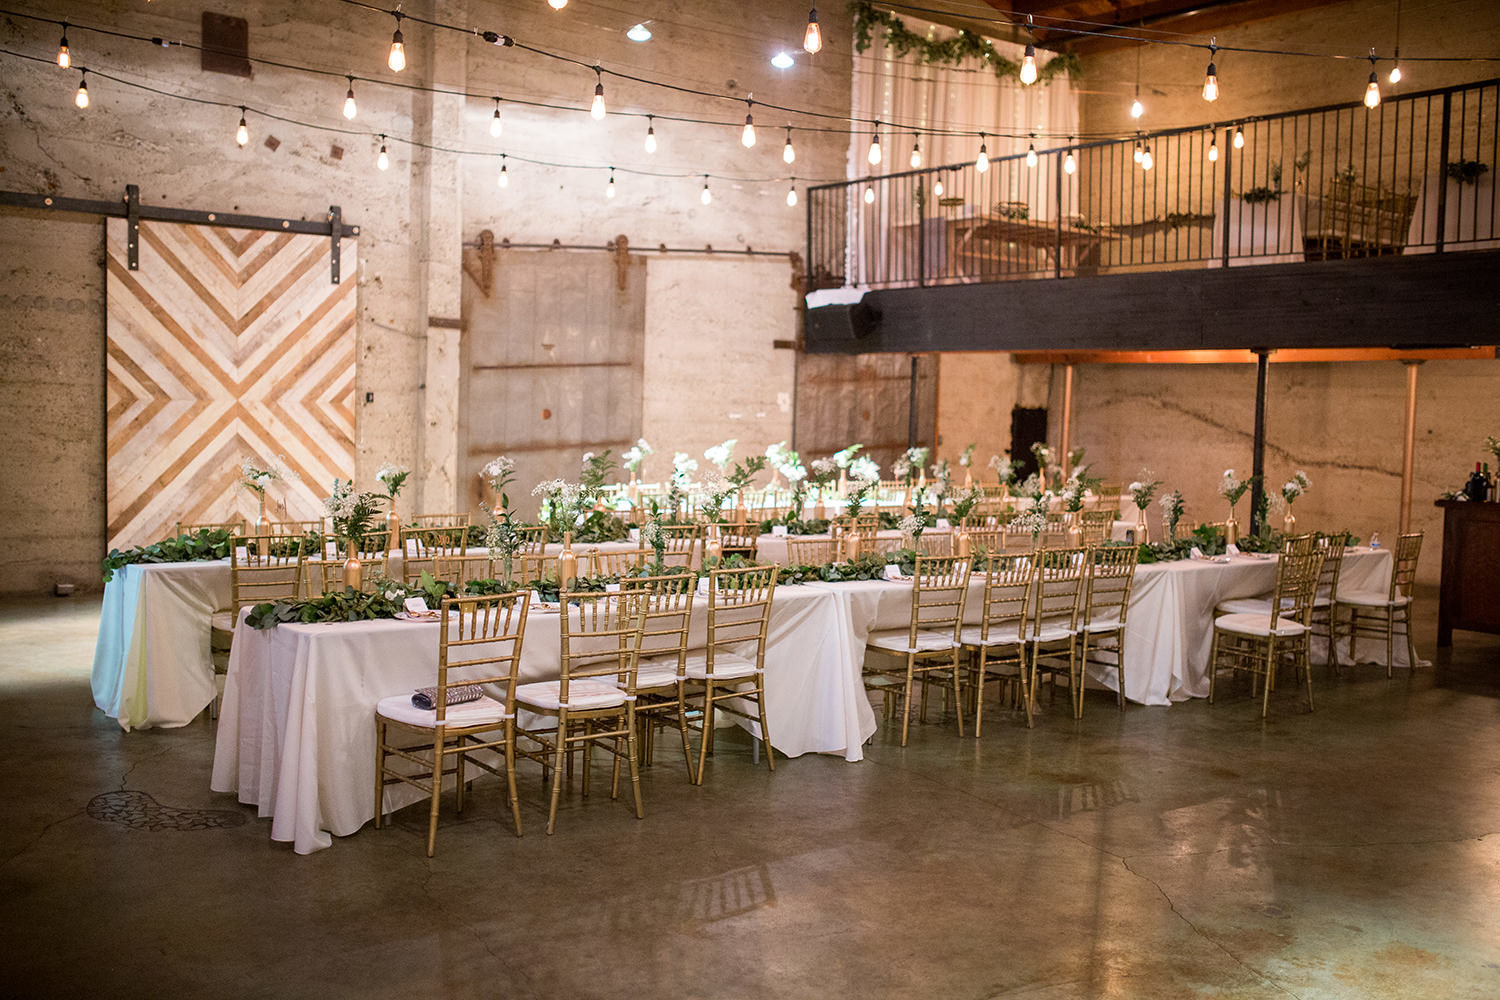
[
  {"left": 804, "top": 8, "right": 822, "bottom": 55},
  {"left": 626, "top": 23, "right": 652, "bottom": 42},
  {"left": 771, "top": 51, "right": 795, "bottom": 70}
]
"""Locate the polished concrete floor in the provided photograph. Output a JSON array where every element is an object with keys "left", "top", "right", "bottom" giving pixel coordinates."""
[{"left": 1, "top": 592, "right": 1497, "bottom": 999}]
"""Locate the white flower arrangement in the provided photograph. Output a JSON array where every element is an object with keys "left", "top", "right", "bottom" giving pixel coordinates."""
[
  {"left": 1219, "top": 468, "right": 1252, "bottom": 506},
  {"left": 783, "top": 463, "right": 807, "bottom": 484},
  {"left": 1061, "top": 475, "right": 1088, "bottom": 512},
  {"left": 622, "top": 439, "right": 652, "bottom": 472},
  {"left": 1010, "top": 502, "right": 1050, "bottom": 539},
  {"left": 671, "top": 452, "right": 698, "bottom": 486},
  {"left": 376, "top": 463, "right": 410, "bottom": 499},
  {"left": 958, "top": 443, "right": 976, "bottom": 468},
  {"left": 1282, "top": 470, "right": 1311, "bottom": 505},
  {"left": 240, "top": 455, "right": 296, "bottom": 497},
  {"left": 891, "top": 455, "right": 911, "bottom": 479},
  {"left": 832, "top": 444, "right": 864, "bottom": 469},
  {"left": 1128, "top": 474, "right": 1162, "bottom": 511},
  {"left": 811, "top": 457, "right": 836, "bottom": 477},
  {"left": 481, "top": 454, "right": 516, "bottom": 487},
  {"left": 580, "top": 451, "right": 595, "bottom": 465},
  {"left": 849, "top": 456, "right": 881, "bottom": 484},
  {"left": 704, "top": 439, "right": 737, "bottom": 470},
  {"left": 638, "top": 517, "right": 664, "bottom": 550},
  {"left": 988, "top": 454, "right": 1019, "bottom": 484},
  {"left": 897, "top": 514, "right": 922, "bottom": 539}
]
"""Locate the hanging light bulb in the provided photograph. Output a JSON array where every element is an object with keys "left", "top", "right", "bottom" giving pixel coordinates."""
[
  {"left": 867, "top": 124, "right": 882, "bottom": 166},
  {"left": 804, "top": 8, "right": 822, "bottom": 55},
  {"left": 236, "top": 108, "right": 249, "bottom": 147},
  {"left": 1133, "top": 141, "right": 1143, "bottom": 164},
  {"left": 787, "top": 181, "right": 798, "bottom": 207},
  {"left": 343, "top": 77, "right": 358, "bottom": 120},
  {"left": 57, "top": 24, "right": 70, "bottom": 69},
  {"left": 975, "top": 136, "right": 989, "bottom": 174},
  {"left": 1141, "top": 144, "right": 1154, "bottom": 170},
  {"left": 700, "top": 176, "right": 712, "bottom": 205},
  {"left": 783, "top": 128, "right": 795, "bottom": 164},
  {"left": 590, "top": 70, "right": 606, "bottom": 120},
  {"left": 1063, "top": 149, "right": 1076, "bottom": 175},
  {"left": 490, "top": 98, "right": 503, "bottom": 137},
  {"left": 1388, "top": 50, "right": 1402, "bottom": 85},
  {"left": 377, "top": 135, "right": 389, "bottom": 171},
  {"left": 497, "top": 156, "right": 509, "bottom": 188},
  {"left": 933, "top": 175, "right": 944, "bottom": 197},
  {"left": 548, "top": 0, "right": 568, "bottom": 9},
  {"left": 645, "top": 116, "right": 658, "bottom": 154},
  {"left": 863, "top": 184, "right": 875, "bottom": 205},
  {"left": 1364, "top": 50, "right": 1382, "bottom": 108},
  {"left": 388, "top": 14, "right": 406, "bottom": 72},
  {"left": 909, "top": 135, "right": 922, "bottom": 169},
  {"left": 74, "top": 70, "right": 88, "bottom": 109},
  {"left": 606, "top": 169, "right": 616, "bottom": 199},
  {"left": 1202, "top": 41, "right": 1219, "bottom": 102},
  {"left": 1025, "top": 140, "right": 1038, "bottom": 169},
  {"left": 1131, "top": 87, "right": 1144, "bottom": 120},
  {"left": 1208, "top": 135, "right": 1219, "bottom": 162},
  {"left": 1019, "top": 44, "right": 1038, "bottom": 86},
  {"left": 742, "top": 103, "right": 756, "bottom": 148},
  {"left": 1233, "top": 125, "right": 1245, "bottom": 149}
]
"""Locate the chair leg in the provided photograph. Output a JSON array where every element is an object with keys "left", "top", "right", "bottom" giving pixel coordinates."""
[
  {"left": 951, "top": 657, "right": 964, "bottom": 738},
  {"left": 504, "top": 723, "right": 522, "bottom": 838},
  {"left": 454, "top": 736, "right": 466, "bottom": 814},
  {"left": 546, "top": 713, "right": 568, "bottom": 835},
  {"left": 1403, "top": 607, "right": 1419, "bottom": 670},
  {"left": 1209, "top": 631, "right": 1221, "bottom": 703},
  {"left": 695, "top": 688, "right": 715, "bottom": 786},
  {"left": 426, "top": 730, "right": 445, "bottom": 858},
  {"left": 1386, "top": 610, "right": 1395, "bottom": 679},
  {"left": 1303, "top": 644, "right": 1315, "bottom": 712},
  {"left": 625, "top": 709, "right": 644, "bottom": 819},
  {"left": 972, "top": 655, "right": 985, "bottom": 739},
  {"left": 900, "top": 659, "right": 916, "bottom": 746},
  {"left": 1261, "top": 642, "right": 1275, "bottom": 719},
  {"left": 373, "top": 718, "right": 386, "bottom": 830},
  {"left": 675, "top": 684, "right": 696, "bottom": 782},
  {"left": 755, "top": 682, "right": 775, "bottom": 773}
]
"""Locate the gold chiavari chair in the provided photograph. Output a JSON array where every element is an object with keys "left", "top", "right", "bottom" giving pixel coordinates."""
[
  {"left": 787, "top": 536, "right": 841, "bottom": 565},
  {"left": 1041, "top": 511, "right": 1070, "bottom": 550},
  {"left": 1214, "top": 534, "right": 1317, "bottom": 619},
  {"left": 617, "top": 574, "right": 697, "bottom": 778},
  {"left": 276, "top": 519, "right": 325, "bottom": 536},
  {"left": 1310, "top": 533, "right": 1348, "bottom": 662},
  {"left": 1332, "top": 531, "right": 1422, "bottom": 678},
  {"left": 515, "top": 591, "right": 647, "bottom": 834},
  {"left": 590, "top": 547, "right": 652, "bottom": 578},
  {"left": 862, "top": 555, "right": 971, "bottom": 746},
  {"left": 209, "top": 533, "right": 312, "bottom": 716},
  {"left": 373, "top": 592, "right": 528, "bottom": 856},
  {"left": 432, "top": 552, "right": 495, "bottom": 585},
  {"left": 408, "top": 512, "right": 472, "bottom": 529},
  {"left": 176, "top": 519, "right": 246, "bottom": 537},
  {"left": 710, "top": 522, "right": 759, "bottom": 560},
  {"left": 401, "top": 525, "right": 469, "bottom": 585},
  {"left": 1078, "top": 509, "right": 1115, "bottom": 547},
  {"left": 514, "top": 551, "right": 559, "bottom": 586},
  {"left": 687, "top": 565, "right": 778, "bottom": 784},
  {"left": 1024, "top": 548, "right": 1087, "bottom": 713},
  {"left": 1073, "top": 546, "right": 1139, "bottom": 719},
  {"left": 1210, "top": 545, "right": 1323, "bottom": 717},
  {"left": 516, "top": 524, "right": 549, "bottom": 555},
  {"left": 959, "top": 551, "right": 1033, "bottom": 734},
  {"left": 317, "top": 532, "right": 391, "bottom": 594},
  {"left": 965, "top": 528, "right": 1006, "bottom": 557},
  {"left": 660, "top": 523, "right": 702, "bottom": 567},
  {"left": 915, "top": 532, "right": 953, "bottom": 556}
]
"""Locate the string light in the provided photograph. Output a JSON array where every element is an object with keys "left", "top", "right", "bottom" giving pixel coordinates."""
[
  {"left": 548, "top": 0, "right": 568, "bottom": 9},
  {"left": 771, "top": 52, "right": 794, "bottom": 70},
  {"left": 783, "top": 127, "right": 795, "bottom": 164},
  {"left": 644, "top": 116, "right": 657, "bottom": 154},
  {"left": 235, "top": 107, "right": 248, "bottom": 147},
  {"left": 73, "top": 69, "right": 88, "bottom": 109},
  {"left": 490, "top": 97, "right": 502, "bottom": 137},
  {"left": 933, "top": 174, "right": 944, "bottom": 197},
  {"left": 867, "top": 123, "right": 882, "bottom": 166},
  {"left": 1202, "top": 40, "right": 1219, "bottom": 102},
  {"left": 606, "top": 168, "right": 616, "bottom": 198},
  {"left": 497, "top": 155, "right": 508, "bottom": 187},
  {"left": 591, "top": 68, "right": 606, "bottom": 120},
  {"left": 975, "top": 134, "right": 989, "bottom": 173},
  {"left": 626, "top": 23, "right": 651, "bottom": 42},
  {"left": 1025, "top": 141, "right": 1038, "bottom": 168},
  {"left": 1063, "top": 147, "right": 1076, "bottom": 175},
  {"left": 1364, "top": 50, "right": 1382, "bottom": 108},
  {"left": 387, "top": 13, "right": 406, "bottom": 73},
  {"left": 343, "top": 76, "right": 357, "bottom": 120},
  {"left": 1019, "top": 16, "right": 1038, "bottom": 86},
  {"left": 909, "top": 135, "right": 922, "bottom": 169},
  {"left": 742, "top": 101, "right": 756, "bottom": 148},
  {"left": 1233, "top": 125, "right": 1245, "bottom": 149},
  {"left": 377, "top": 134, "right": 389, "bottom": 170},
  {"left": 863, "top": 184, "right": 875, "bottom": 205},
  {"left": 1389, "top": 0, "right": 1403, "bottom": 84},
  {"left": 803, "top": 8, "right": 822, "bottom": 55},
  {"left": 56, "top": 23, "right": 70, "bottom": 68},
  {"left": 1131, "top": 93, "right": 1144, "bottom": 119},
  {"left": 1208, "top": 134, "right": 1219, "bottom": 162},
  {"left": 1140, "top": 144, "right": 1154, "bottom": 170},
  {"left": 700, "top": 176, "right": 712, "bottom": 205},
  {"left": 786, "top": 180, "right": 798, "bottom": 207},
  {"left": 1133, "top": 140, "right": 1143, "bottom": 164}
]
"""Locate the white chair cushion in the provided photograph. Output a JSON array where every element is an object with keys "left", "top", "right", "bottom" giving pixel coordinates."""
[
  {"left": 1216, "top": 597, "right": 1272, "bottom": 616},
  {"left": 1214, "top": 613, "right": 1308, "bottom": 638},
  {"left": 866, "top": 628, "right": 959, "bottom": 654},
  {"left": 376, "top": 692, "right": 510, "bottom": 729},
  {"left": 515, "top": 679, "right": 627, "bottom": 711},
  {"left": 683, "top": 650, "right": 760, "bottom": 680},
  {"left": 958, "top": 625, "right": 1022, "bottom": 648},
  {"left": 1336, "top": 589, "right": 1412, "bottom": 609},
  {"left": 634, "top": 657, "right": 683, "bottom": 690},
  {"left": 1025, "top": 623, "right": 1075, "bottom": 643},
  {"left": 210, "top": 610, "right": 240, "bottom": 632},
  {"left": 1080, "top": 614, "right": 1124, "bottom": 633}
]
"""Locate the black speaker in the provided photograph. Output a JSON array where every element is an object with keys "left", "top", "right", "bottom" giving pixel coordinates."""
[{"left": 805, "top": 301, "right": 880, "bottom": 345}]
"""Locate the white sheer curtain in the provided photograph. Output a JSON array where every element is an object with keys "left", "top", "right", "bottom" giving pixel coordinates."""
[{"left": 846, "top": 16, "right": 1080, "bottom": 286}]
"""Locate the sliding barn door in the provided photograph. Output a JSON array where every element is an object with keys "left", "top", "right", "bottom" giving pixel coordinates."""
[{"left": 105, "top": 219, "right": 356, "bottom": 547}]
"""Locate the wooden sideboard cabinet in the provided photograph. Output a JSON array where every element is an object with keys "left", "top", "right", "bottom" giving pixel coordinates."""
[{"left": 1434, "top": 499, "right": 1500, "bottom": 646}]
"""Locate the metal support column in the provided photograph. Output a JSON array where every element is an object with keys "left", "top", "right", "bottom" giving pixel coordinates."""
[
  {"left": 1249, "top": 349, "right": 1270, "bottom": 536},
  {"left": 1399, "top": 361, "right": 1422, "bottom": 535}
]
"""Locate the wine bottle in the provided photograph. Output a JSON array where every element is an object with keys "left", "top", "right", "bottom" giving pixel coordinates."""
[{"left": 1465, "top": 462, "right": 1487, "bottom": 501}]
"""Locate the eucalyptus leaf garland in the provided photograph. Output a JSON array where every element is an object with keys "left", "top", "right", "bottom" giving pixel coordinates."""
[
  {"left": 850, "top": 1, "right": 1079, "bottom": 83},
  {"left": 101, "top": 529, "right": 235, "bottom": 582}
]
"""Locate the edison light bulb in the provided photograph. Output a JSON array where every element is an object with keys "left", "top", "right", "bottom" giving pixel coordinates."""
[
  {"left": 549, "top": 0, "right": 568, "bottom": 9},
  {"left": 701, "top": 182, "right": 712, "bottom": 206},
  {"left": 1141, "top": 145, "right": 1154, "bottom": 170},
  {"left": 1133, "top": 142, "right": 1143, "bottom": 164},
  {"left": 344, "top": 87, "right": 357, "bottom": 120},
  {"left": 1130, "top": 98, "right": 1144, "bottom": 119},
  {"left": 645, "top": 125, "right": 657, "bottom": 154},
  {"left": 1388, "top": 64, "right": 1402, "bottom": 84},
  {"left": 783, "top": 136, "right": 795, "bottom": 164},
  {"left": 57, "top": 32, "right": 70, "bottom": 69},
  {"left": 933, "top": 176, "right": 944, "bottom": 197},
  {"left": 377, "top": 144, "right": 389, "bottom": 170},
  {"left": 1025, "top": 144, "right": 1038, "bottom": 168},
  {"left": 787, "top": 185, "right": 798, "bottom": 207},
  {"left": 236, "top": 115, "right": 249, "bottom": 147},
  {"left": 591, "top": 83, "right": 606, "bottom": 120},
  {"left": 1233, "top": 127, "right": 1244, "bottom": 149},
  {"left": 742, "top": 114, "right": 756, "bottom": 148},
  {"left": 1202, "top": 64, "right": 1218, "bottom": 102},
  {"left": 867, "top": 134, "right": 881, "bottom": 166},
  {"left": 863, "top": 185, "right": 875, "bottom": 205},
  {"left": 1019, "top": 45, "right": 1038, "bottom": 85},
  {"left": 607, "top": 176, "right": 616, "bottom": 199},
  {"left": 388, "top": 28, "right": 406, "bottom": 72},
  {"left": 497, "top": 164, "right": 508, "bottom": 188},
  {"left": 975, "top": 144, "right": 989, "bottom": 173},
  {"left": 74, "top": 78, "right": 88, "bottom": 109},
  {"left": 1364, "top": 72, "right": 1381, "bottom": 109},
  {"left": 490, "top": 107, "right": 502, "bottom": 137},
  {"left": 1063, "top": 151, "right": 1076, "bottom": 175},
  {"left": 804, "top": 8, "right": 821, "bottom": 55},
  {"left": 1208, "top": 139, "right": 1219, "bottom": 162},
  {"left": 909, "top": 141, "right": 921, "bottom": 169}
]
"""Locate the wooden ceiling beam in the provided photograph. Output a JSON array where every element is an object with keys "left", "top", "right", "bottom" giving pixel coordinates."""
[
  {"left": 1010, "top": 348, "right": 1500, "bottom": 365},
  {"left": 979, "top": 0, "right": 1348, "bottom": 54}
]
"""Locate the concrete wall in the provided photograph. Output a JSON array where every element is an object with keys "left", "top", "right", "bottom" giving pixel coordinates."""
[{"left": 0, "top": 0, "right": 851, "bottom": 593}]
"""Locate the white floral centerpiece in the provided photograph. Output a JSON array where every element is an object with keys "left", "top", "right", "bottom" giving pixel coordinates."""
[
  {"left": 480, "top": 455, "right": 524, "bottom": 587},
  {"left": 1009, "top": 496, "right": 1052, "bottom": 547},
  {"left": 958, "top": 443, "right": 977, "bottom": 485},
  {"left": 324, "top": 478, "right": 388, "bottom": 587},
  {"left": 1031, "top": 443, "right": 1054, "bottom": 488},
  {"left": 844, "top": 456, "right": 881, "bottom": 520},
  {"left": 1217, "top": 469, "right": 1255, "bottom": 544},
  {"left": 832, "top": 443, "right": 864, "bottom": 492},
  {"left": 375, "top": 463, "right": 409, "bottom": 499},
  {"left": 1159, "top": 490, "right": 1186, "bottom": 541},
  {"left": 989, "top": 454, "right": 1019, "bottom": 489},
  {"left": 639, "top": 512, "right": 667, "bottom": 572},
  {"left": 1127, "top": 473, "right": 1162, "bottom": 543},
  {"left": 240, "top": 455, "right": 297, "bottom": 530},
  {"left": 704, "top": 439, "right": 736, "bottom": 471},
  {"left": 622, "top": 438, "right": 652, "bottom": 485},
  {"left": 1280, "top": 470, "right": 1311, "bottom": 531}
]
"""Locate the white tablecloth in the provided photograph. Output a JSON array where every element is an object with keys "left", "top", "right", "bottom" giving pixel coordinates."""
[
  {"left": 211, "top": 584, "right": 877, "bottom": 854},
  {"left": 1403, "top": 174, "right": 1498, "bottom": 253},
  {"left": 1211, "top": 194, "right": 1305, "bottom": 266},
  {"left": 91, "top": 561, "right": 232, "bottom": 730}
]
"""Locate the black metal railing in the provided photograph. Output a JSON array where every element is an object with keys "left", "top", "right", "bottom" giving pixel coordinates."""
[{"left": 807, "top": 77, "right": 1500, "bottom": 291}]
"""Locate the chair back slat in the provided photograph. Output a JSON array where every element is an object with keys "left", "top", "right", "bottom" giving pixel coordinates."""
[
  {"left": 787, "top": 537, "right": 840, "bottom": 565},
  {"left": 703, "top": 566, "right": 777, "bottom": 675},
  {"left": 1391, "top": 532, "right": 1423, "bottom": 599},
  {"left": 231, "top": 534, "right": 309, "bottom": 607},
  {"left": 558, "top": 592, "right": 647, "bottom": 698},
  {"left": 1314, "top": 533, "right": 1347, "bottom": 604},
  {"left": 976, "top": 552, "right": 1032, "bottom": 645},
  {"left": 1029, "top": 547, "right": 1085, "bottom": 633},
  {"left": 409, "top": 512, "right": 471, "bottom": 529},
  {"left": 1270, "top": 548, "right": 1324, "bottom": 629},
  {"left": 590, "top": 547, "right": 653, "bottom": 578},
  {"left": 1083, "top": 545, "right": 1138, "bottom": 627},
  {"left": 434, "top": 592, "right": 527, "bottom": 725},
  {"left": 908, "top": 555, "right": 971, "bottom": 640},
  {"left": 617, "top": 575, "right": 696, "bottom": 669}
]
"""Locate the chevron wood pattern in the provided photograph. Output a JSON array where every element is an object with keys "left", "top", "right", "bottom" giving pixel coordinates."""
[{"left": 105, "top": 219, "right": 357, "bottom": 548}]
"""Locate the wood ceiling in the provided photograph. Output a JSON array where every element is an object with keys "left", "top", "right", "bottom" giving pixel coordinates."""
[{"left": 876, "top": 0, "right": 1356, "bottom": 55}]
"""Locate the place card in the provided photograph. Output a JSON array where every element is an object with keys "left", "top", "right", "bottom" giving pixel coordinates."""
[
  {"left": 936, "top": 518, "right": 950, "bottom": 529},
  {"left": 1226, "top": 543, "right": 1241, "bottom": 556},
  {"left": 1190, "top": 546, "right": 1205, "bottom": 560},
  {"left": 771, "top": 525, "right": 789, "bottom": 536},
  {"left": 403, "top": 597, "right": 430, "bottom": 615}
]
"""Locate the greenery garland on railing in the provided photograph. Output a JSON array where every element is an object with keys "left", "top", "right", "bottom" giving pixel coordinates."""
[
  {"left": 850, "top": 1, "right": 1079, "bottom": 83},
  {"left": 102, "top": 528, "right": 235, "bottom": 582}
]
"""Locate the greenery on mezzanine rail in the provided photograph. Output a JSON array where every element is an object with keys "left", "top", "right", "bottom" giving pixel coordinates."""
[{"left": 849, "top": 1, "right": 1080, "bottom": 84}]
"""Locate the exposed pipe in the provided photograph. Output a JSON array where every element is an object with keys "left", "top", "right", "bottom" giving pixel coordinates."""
[
  {"left": 1059, "top": 364, "right": 1075, "bottom": 477},
  {"left": 1400, "top": 361, "right": 1422, "bottom": 535},
  {"left": 1249, "top": 349, "right": 1270, "bottom": 536}
]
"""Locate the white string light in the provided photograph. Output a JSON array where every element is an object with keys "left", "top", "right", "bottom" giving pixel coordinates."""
[
  {"left": 377, "top": 134, "right": 389, "bottom": 170},
  {"left": 1141, "top": 144, "right": 1154, "bottom": 170},
  {"left": 1233, "top": 125, "right": 1245, "bottom": 149},
  {"left": 933, "top": 174, "right": 944, "bottom": 197},
  {"left": 644, "top": 116, "right": 657, "bottom": 154},
  {"left": 498, "top": 154, "right": 509, "bottom": 187},
  {"left": 343, "top": 76, "right": 357, "bottom": 120},
  {"left": 235, "top": 106, "right": 249, "bottom": 146},
  {"left": 863, "top": 184, "right": 875, "bottom": 205},
  {"left": 786, "top": 180, "right": 797, "bottom": 207},
  {"left": 73, "top": 68, "right": 88, "bottom": 108},
  {"left": 606, "top": 167, "right": 616, "bottom": 198},
  {"left": 590, "top": 68, "right": 606, "bottom": 120},
  {"left": 1202, "top": 40, "right": 1219, "bottom": 102},
  {"left": 1019, "top": 16, "right": 1038, "bottom": 86},
  {"left": 56, "top": 22, "right": 69, "bottom": 68},
  {"left": 1025, "top": 138, "right": 1038, "bottom": 168},
  {"left": 548, "top": 0, "right": 568, "bottom": 10},
  {"left": 1063, "top": 147, "right": 1076, "bottom": 175},
  {"left": 700, "top": 175, "right": 712, "bottom": 205},
  {"left": 1208, "top": 134, "right": 1219, "bottom": 162},
  {"left": 490, "top": 97, "right": 502, "bottom": 136},
  {"left": 1390, "top": 0, "right": 1403, "bottom": 83},
  {"left": 867, "top": 122, "right": 881, "bottom": 166},
  {"left": 1130, "top": 92, "right": 1144, "bottom": 119},
  {"left": 909, "top": 134, "right": 921, "bottom": 169},
  {"left": 1364, "top": 50, "right": 1382, "bottom": 108},
  {"left": 783, "top": 127, "right": 795, "bottom": 164},
  {"left": 975, "top": 134, "right": 989, "bottom": 173},
  {"left": 1133, "top": 140, "right": 1143, "bottom": 164},
  {"left": 387, "top": 13, "right": 405, "bottom": 73},
  {"left": 742, "top": 101, "right": 756, "bottom": 148},
  {"left": 803, "top": 8, "right": 821, "bottom": 55}
]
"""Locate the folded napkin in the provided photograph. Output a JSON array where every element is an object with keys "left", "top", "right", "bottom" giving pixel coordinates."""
[{"left": 411, "top": 683, "right": 484, "bottom": 711}]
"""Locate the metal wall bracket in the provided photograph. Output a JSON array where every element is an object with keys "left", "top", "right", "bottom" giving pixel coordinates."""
[
  {"left": 125, "top": 184, "right": 140, "bottom": 270},
  {"left": 329, "top": 204, "right": 342, "bottom": 285}
]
